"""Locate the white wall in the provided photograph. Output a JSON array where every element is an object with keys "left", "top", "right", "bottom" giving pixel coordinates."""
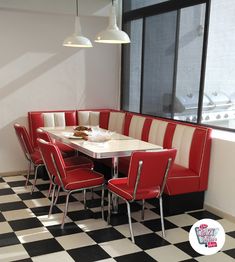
[
  {"left": 0, "top": 3, "right": 120, "bottom": 173},
  {"left": 205, "top": 133, "right": 235, "bottom": 217}
]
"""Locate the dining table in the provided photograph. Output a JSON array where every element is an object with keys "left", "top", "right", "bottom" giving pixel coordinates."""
[{"left": 41, "top": 126, "right": 162, "bottom": 212}]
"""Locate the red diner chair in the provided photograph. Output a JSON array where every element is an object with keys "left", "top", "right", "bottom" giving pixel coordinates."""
[
  {"left": 36, "top": 128, "right": 94, "bottom": 197},
  {"left": 37, "top": 138, "right": 105, "bottom": 228},
  {"left": 107, "top": 149, "right": 177, "bottom": 243},
  {"left": 14, "top": 123, "right": 44, "bottom": 189},
  {"left": 36, "top": 128, "right": 76, "bottom": 158}
]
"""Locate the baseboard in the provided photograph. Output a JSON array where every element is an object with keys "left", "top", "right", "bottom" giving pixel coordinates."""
[
  {"left": 0, "top": 170, "right": 27, "bottom": 177},
  {"left": 204, "top": 203, "right": 235, "bottom": 223}
]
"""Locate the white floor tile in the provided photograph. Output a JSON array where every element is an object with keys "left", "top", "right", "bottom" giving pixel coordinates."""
[
  {"left": 56, "top": 232, "right": 96, "bottom": 250},
  {"left": 32, "top": 251, "right": 75, "bottom": 262},
  {"left": 37, "top": 213, "right": 72, "bottom": 227},
  {"left": 3, "top": 176, "right": 26, "bottom": 182},
  {"left": 0, "top": 244, "right": 29, "bottom": 262},
  {"left": 196, "top": 252, "right": 234, "bottom": 262},
  {"left": 166, "top": 213, "right": 198, "bottom": 227},
  {"left": 99, "top": 238, "right": 141, "bottom": 257},
  {"left": 24, "top": 198, "right": 51, "bottom": 208},
  {"left": 222, "top": 234, "right": 235, "bottom": 251},
  {"left": 218, "top": 219, "right": 235, "bottom": 233},
  {"left": 131, "top": 209, "right": 160, "bottom": 222},
  {"left": 0, "top": 194, "right": 21, "bottom": 204},
  {"left": 12, "top": 186, "right": 38, "bottom": 194},
  {"left": 146, "top": 245, "right": 191, "bottom": 262},
  {"left": 114, "top": 222, "right": 152, "bottom": 238},
  {"left": 0, "top": 222, "right": 13, "bottom": 234},
  {"left": 16, "top": 227, "right": 54, "bottom": 243},
  {"left": 3, "top": 208, "right": 36, "bottom": 221},
  {"left": 0, "top": 183, "right": 10, "bottom": 189},
  {"left": 76, "top": 218, "right": 111, "bottom": 232}
]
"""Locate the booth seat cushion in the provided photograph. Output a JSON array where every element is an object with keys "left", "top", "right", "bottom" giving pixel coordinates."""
[{"left": 108, "top": 112, "right": 125, "bottom": 134}]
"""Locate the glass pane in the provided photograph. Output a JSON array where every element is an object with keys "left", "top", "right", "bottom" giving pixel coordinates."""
[
  {"left": 122, "top": 19, "right": 143, "bottom": 112},
  {"left": 124, "top": 0, "right": 168, "bottom": 12},
  {"left": 142, "top": 11, "right": 177, "bottom": 117},
  {"left": 202, "top": 0, "right": 235, "bottom": 129},
  {"left": 173, "top": 4, "right": 205, "bottom": 123}
]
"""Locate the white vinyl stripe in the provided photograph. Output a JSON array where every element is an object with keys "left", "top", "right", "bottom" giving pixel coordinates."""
[
  {"left": 89, "top": 112, "right": 100, "bottom": 126},
  {"left": 108, "top": 112, "right": 125, "bottom": 134},
  {"left": 78, "top": 111, "right": 90, "bottom": 126},
  {"left": 43, "top": 113, "right": 55, "bottom": 127},
  {"left": 129, "top": 116, "right": 145, "bottom": 139},
  {"left": 148, "top": 120, "right": 168, "bottom": 147},
  {"left": 54, "top": 113, "right": 65, "bottom": 127},
  {"left": 172, "top": 125, "right": 195, "bottom": 168}
]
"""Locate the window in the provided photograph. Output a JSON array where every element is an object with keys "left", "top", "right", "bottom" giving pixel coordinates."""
[{"left": 122, "top": 0, "right": 235, "bottom": 132}]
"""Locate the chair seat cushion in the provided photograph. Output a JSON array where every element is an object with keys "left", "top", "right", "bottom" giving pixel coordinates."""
[
  {"left": 55, "top": 168, "right": 104, "bottom": 190},
  {"left": 108, "top": 178, "right": 160, "bottom": 201},
  {"left": 64, "top": 156, "right": 93, "bottom": 170},
  {"left": 30, "top": 151, "right": 43, "bottom": 165}
]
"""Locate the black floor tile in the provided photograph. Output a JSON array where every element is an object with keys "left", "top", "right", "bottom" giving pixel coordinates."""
[
  {"left": 83, "top": 198, "right": 107, "bottom": 209},
  {"left": 0, "top": 232, "right": 20, "bottom": 247},
  {"left": 142, "top": 218, "right": 177, "bottom": 232},
  {"left": 134, "top": 233, "right": 170, "bottom": 250},
  {"left": 7, "top": 181, "right": 29, "bottom": 187},
  {"left": 9, "top": 217, "right": 44, "bottom": 231},
  {"left": 47, "top": 222, "right": 83, "bottom": 237},
  {"left": 115, "top": 251, "right": 157, "bottom": 262},
  {"left": 188, "top": 210, "right": 222, "bottom": 220},
  {"left": 23, "top": 238, "right": 64, "bottom": 257},
  {"left": 87, "top": 227, "right": 124, "bottom": 243},
  {"left": 180, "top": 259, "right": 198, "bottom": 262},
  {"left": 109, "top": 212, "right": 137, "bottom": 227},
  {"left": 224, "top": 248, "right": 235, "bottom": 259},
  {"left": 35, "top": 183, "right": 50, "bottom": 191},
  {"left": 68, "top": 245, "right": 111, "bottom": 262},
  {"left": 0, "top": 177, "right": 4, "bottom": 182},
  {"left": 0, "top": 211, "right": 5, "bottom": 222},
  {"left": 175, "top": 241, "right": 201, "bottom": 258},
  {"left": 30, "top": 205, "right": 62, "bottom": 216},
  {"left": 67, "top": 209, "right": 94, "bottom": 221},
  {"left": 54, "top": 194, "right": 78, "bottom": 204},
  {"left": 18, "top": 191, "right": 46, "bottom": 200},
  {"left": 182, "top": 225, "right": 192, "bottom": 232},
  {"left": 227, "top": 231, "right": 235, "bottom": 238},
  {"left": 0, "top": 188, "right": 15, "bottom": 196},
  {"left": 15, "top": 259, "right": 33, "bottom": 262},
  {"left": 0, "top": 201, "right": 27, "bottom": 212}
]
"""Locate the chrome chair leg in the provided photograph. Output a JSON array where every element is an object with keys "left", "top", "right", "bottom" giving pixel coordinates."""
[
  {"left": 31, "top": 165, "right": 39, "bottom": 194},
  {"left": 159, "top": 196, "right": 165, "bottom": 238},
  {"left": 54, "top": 186, "right": 61, "bottom": 205},
  {"left": 25, "top": 161, "right": 32, "bottom": 187},
  {"left": 126, "top": 201, "right": 135, "bottom": 244},
  {"left": 107, "top": 191, "right": 111, "bottom": 225},
  {"left": 47, "top": 181, "right": 53, "bottom": 198},
  {"left": 101, "top": 185, "right": 104, "bottom": 220},
  {"left": 141, "top": 199, "right": 145, "bottom": 220},
  {"left": 48, "top": 184, "right": 56, "bottom": 217},
  {"left": 61, "top": 191, "right": 71, "bottom": 229},
  {"left": 83, "top": 189, "right": 87, "bottom": 209}
]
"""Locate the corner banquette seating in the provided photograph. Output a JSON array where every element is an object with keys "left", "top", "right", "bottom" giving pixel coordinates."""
[{"left": 28, "top": 109, "right": 212, "bottom": 215}]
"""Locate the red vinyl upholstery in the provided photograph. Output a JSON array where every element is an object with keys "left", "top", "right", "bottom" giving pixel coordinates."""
[
  {"left": 14, "top": 123, "right": 44, "bottom": 190},
  {"left": 37, "top": 138, "right": 104, "bottom": 228},
  {"left": 28, "top": 109, "right": 212, "bottom": 198},
  {"left": 108, "top": 149, "right": 177, "bottom": 243}
]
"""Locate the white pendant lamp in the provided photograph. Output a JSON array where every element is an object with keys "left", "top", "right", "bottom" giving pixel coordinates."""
[
  {"left": 95, "top": 0, "right": 130, "bottom": 44},
  {"left": 63, "top": 0, "right": 92, "bottom": 48}
]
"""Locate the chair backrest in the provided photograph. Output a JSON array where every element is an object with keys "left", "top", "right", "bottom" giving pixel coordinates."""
[
  {"left": 37, "top": 138, "right": 66, "bottom": 185},
  {"left": 36, "top": 128, "right": 52, "bottom": 143},
  {"left": 128, "top": 149, "right": 177, "bottom": 199},
  {"left": 14, "top": 123, "right": 35, "bottom": 161}
]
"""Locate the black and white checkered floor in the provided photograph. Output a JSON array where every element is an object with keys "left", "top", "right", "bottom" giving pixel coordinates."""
[{"left": 0, "top": 174, "right": 235, "bottom": 262}]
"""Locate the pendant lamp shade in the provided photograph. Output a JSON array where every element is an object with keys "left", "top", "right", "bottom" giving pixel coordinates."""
[
  {"left": 63, "top": 0, "right": 92, "bottom": 48},
  {"left": 95, "top": 3, "right": 130, "bottom": 44}
]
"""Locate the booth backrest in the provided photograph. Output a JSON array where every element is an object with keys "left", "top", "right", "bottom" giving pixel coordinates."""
[
  {"left": 28, "top": 110, "right": 77, "bottom": 147},
  {"left": 28, "top": 108, "right": 212, "bottom": 195}
]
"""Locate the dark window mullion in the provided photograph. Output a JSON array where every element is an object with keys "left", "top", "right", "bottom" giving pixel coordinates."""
[
  {"left": 139, "top": 17, "right": 146, "bottom": 114},
  {"left": 197, "top": 0, "right": 211, "bottom": 123},
  {"left": 171, "top": 9, "right": 181, "bottom": 118}
]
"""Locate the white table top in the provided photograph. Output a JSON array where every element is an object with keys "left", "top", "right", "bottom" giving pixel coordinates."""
[{"left": 42, "top": 126, "right": 162, "bottom": 159}]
